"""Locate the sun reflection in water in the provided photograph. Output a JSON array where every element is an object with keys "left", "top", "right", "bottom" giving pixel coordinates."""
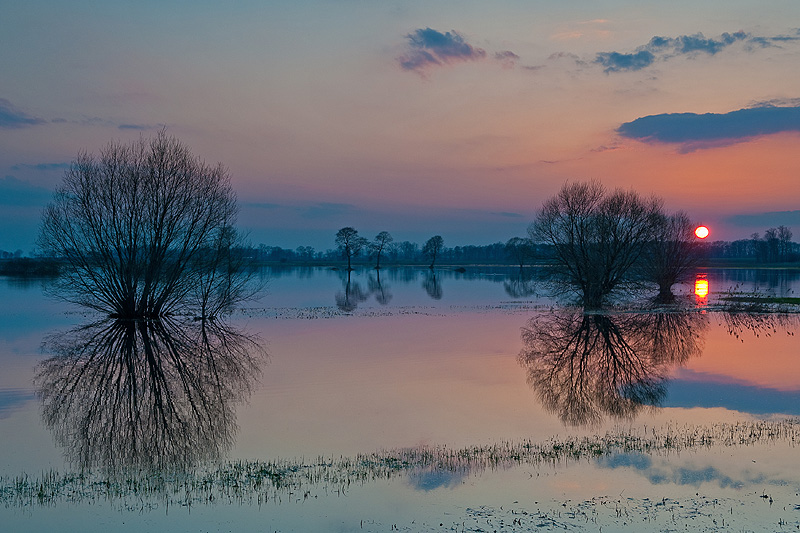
[{"left": 694, "top": 275, "right": 709, "bottom": 304}]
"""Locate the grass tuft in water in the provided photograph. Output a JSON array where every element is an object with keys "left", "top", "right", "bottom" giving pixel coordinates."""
[{"left": 2, "top": 419, "right": 799, "bottom": 509}]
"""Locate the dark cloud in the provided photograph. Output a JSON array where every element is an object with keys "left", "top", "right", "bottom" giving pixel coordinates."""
[
  {"left": 675, "top": 31, "right": 747, "bottom": 54},
  {"left": 591, "top": 144, "right": 622, "bottom": 153},
  {"left": 302, "top": 202, "right": 360, "bottom": 219},
  {"left": 617, "top": 104, "right": 800, "bottom": 149},
  {"left": 0, "top": 98, "right": 46, "bottom": 128},
  {"left": 398, "top": 28, "right": 487, "bottom": 73},
  {"left": 0, "top": 389, "right": 36, "bottom": 419},
  {"left": 118, "top": 123, "right": 159, "bottom": 131},
  {"left": 0, "top": 176, "right": 53, "bottom": 206},
  {"left": 748, "top": 28, "right": 800, "bottom": 48},
  {"left": 11, "top": 162, "right": 70, "bottom": 172},
  {"left": 725, "top": 210, "right": 800, "bottom": 229},
  {"left": 244, "top": 201, "right": 282, "bottom": 210},
  {"left": 596, "top": 30, "right": 752, "bottom": 72},
  {"left": 495, "top": 50, "right": 520, "bottom": 69},
  {"left": 489, "top": 211, "right": 524, "bottom": 218},
  {"left": 595, "top": 50, "right": 655, "bottom": 72},
  {"left": 0, "top": 99, "right": 164, "bottom": 131}
]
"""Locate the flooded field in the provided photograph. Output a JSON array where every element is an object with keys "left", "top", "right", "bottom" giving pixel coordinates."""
[{"left": 1, "top": 266, "right": 800, "bottom": 531}]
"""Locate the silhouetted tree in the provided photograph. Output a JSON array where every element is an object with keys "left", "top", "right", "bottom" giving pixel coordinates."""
[
  {"left": 370, "top": 231, "right": 394, "bottom": 270},
  {"left": 335, "top": 227, "right": 367, "bottom": 271},
  {"left": 529, "top": 180, "right": 663, "bottom": 309},
  {"left": 638, "top": 211, "right": 701, "bottom": 302},
  {"left": 39, "top": 130, "right": 248, "bottom": 319},
  {"left": 777, "top": 225, "right": 793, "bottom": 260},
  {"left": 505, "top": 237, "right": 536, "bottom": 270},
  {"left": 758, "top": 226, "right": 794, "bottom": 262},
  {"left": 422, "top": 235, "right": 444, "bottom": 269}
]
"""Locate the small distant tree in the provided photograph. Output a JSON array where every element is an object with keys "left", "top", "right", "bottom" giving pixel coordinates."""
[
  {"left": 422, "top": 235, "right": 444, "bottom": 269},
  {"left": 370, "top": 231, "right": 394, "bottom": 270},
  {"left": 637, "top": 212, "right": 700, "bottom": 302},
  {"left": 777, "top": 225, "right": 793, "bottom": 261},
  {"left": 529, "top": 180, "right": 663, "bottom": 309},
  {"left": 335, "top": 227, "right": 367, "bottom": 271},
  {"left": 505, "top": 237, "right": 536, "bottom": 270}
]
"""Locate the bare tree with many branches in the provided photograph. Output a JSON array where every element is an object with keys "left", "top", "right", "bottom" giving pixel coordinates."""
[
  {"left": 335, "top": 227, "right": 367, "bottom": 271},
  {"left": 370, "top": 231, "right": 394, "bottom": 270},
  {"left": 638, "top": 211, "right": 701, "bottom": 303},
  {"left": 39, "top": 130, "right": 249, "bottom": 319},
  {"left": 422, "top": 235, "right": 444, "bottom": 270},
  {"left": 529, "top": 180, "right": 663, "bottom": 309}
]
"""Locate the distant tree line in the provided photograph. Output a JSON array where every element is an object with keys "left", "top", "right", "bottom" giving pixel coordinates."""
[
  {"left": 3, "top": 222, "right": 798, "bottom": 278},
  {"left": 248, "top": 236, "right": 534, "bottom": 267},
  {"left": 0, "top": 256, "right": 60, "bottom": 277},
  {"left": 699, "top": 226, "right": 797, "bottom": 263}
]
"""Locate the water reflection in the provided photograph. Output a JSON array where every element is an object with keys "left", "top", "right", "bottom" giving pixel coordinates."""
[
  {"left": 519, "top": 309, "right": 707, "bottom": 426},
  {"left": 423, "top": 271, "right": 442, "bottom": 300},
  {"left": 335, "top": 270, "right": 395, "bottom": 310},
  {"left": 721, "top": 310, "right": 799, "bottom": 341},
  {"left": 503, "top": 272, "right": 537, "bottom": 298},
  {"left": 335, "top": 272, "right": 370, "bottom": 311},
  {"left": 36, "top": 318, "right": 263, "bottom": 475},
  {"left": 694, "top": 274, "right": 708, "bottom": 304},
  {"left": 368, "top": 271, "right": 392, "bottom": 305}
]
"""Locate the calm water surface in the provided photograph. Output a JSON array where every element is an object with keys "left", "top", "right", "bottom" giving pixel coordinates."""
[{"left": 2, "top": 267, "right": 800, "bottom": 531}]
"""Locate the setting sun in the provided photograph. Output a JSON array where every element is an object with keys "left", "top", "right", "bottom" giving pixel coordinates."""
[{"left": 695, "top": 225, "right": 710, "bottom": 239}]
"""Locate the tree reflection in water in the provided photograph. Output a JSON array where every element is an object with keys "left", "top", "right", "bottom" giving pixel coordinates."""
[
  {"left": 519, "top": 309, "right": 707, "bottom": 426},
  {"left": 36, "top": 318, "right": 263, "bottom": 475},
  {"left": 423, "top": 271, "right": 442, "bottom": 300},
  {"left": 335, "top": 272, "right": 369, "bottom": 312},
  {"left": 504, "top": 272, "right": 537, "bottom": 298},
  {"left": 720, "top": 309, "right": 800, "bottom": 341},
  {"left": 368, "top": 271, "right": 392, "bottom": 305}
]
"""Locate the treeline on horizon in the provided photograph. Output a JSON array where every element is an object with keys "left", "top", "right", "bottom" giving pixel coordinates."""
[
  {"left": 1, "top": 224, "right": 798, "bottom": 277},
  {"left": 252, "top": 226, "right": 800, "bottom": 266}
]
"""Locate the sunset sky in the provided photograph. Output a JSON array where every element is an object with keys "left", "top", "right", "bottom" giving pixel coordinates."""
[{"left": 2, "top": 1, "right": 800, "bottom": 252}]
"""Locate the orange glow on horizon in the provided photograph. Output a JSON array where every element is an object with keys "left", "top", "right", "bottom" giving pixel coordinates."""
[{"left": 695, "top": 225, "right": 709, "bottom": 239}]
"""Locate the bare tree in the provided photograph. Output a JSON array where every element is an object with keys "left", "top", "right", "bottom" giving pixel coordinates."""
[
  {"left": 638, "top": 211, "right": 701, "bottom": 303},
  {"left": 422, "top": 235, "right": 444, "bottom": 269},
  {"left": 370, "top": 231, "right": 394, "bottom": 270},
  {"left": 335, "top": 227, "right": 367, "bottom": 271},
  {"left": 39, "top": 130, "right": 249, "bottom": 319},
  {"left": 777, "top": 225, "right": 793, "bottom": 261},
  {"left": 529, "top": 181, "right": 663, "bottom": 309},
  {"left": 504, "top": 237, "right": 536, "bottom": 271}
]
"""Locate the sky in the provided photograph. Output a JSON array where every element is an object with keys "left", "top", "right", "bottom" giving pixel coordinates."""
[{"left": 2, "top": 0, "right": 800, "bottom": 252}]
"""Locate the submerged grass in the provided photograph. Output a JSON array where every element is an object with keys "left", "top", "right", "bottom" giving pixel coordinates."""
[
  {"left": 721, "top": 295, "right": 800, "bottom": 305},
  {"left": 2, "top": 419, "right": 799, "bottom": 509}
]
